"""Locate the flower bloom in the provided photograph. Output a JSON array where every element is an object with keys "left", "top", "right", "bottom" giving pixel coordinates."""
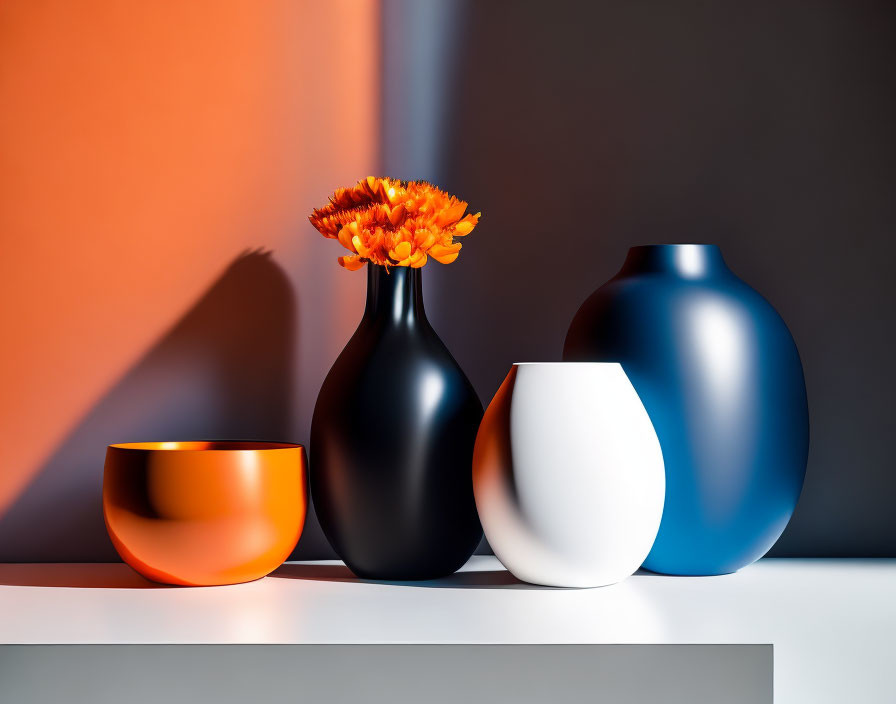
[{"left": 309, "top": 177, "right": 480, "bottom": 270}]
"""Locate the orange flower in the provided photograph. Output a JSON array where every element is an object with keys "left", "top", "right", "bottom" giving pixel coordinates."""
[{"left": 309, "top": 177, "right": 480, "bottom": 270}]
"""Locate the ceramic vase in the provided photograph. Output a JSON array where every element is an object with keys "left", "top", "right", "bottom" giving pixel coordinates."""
[
  {"left": 310, "top": 264, "right": 483, "bottom": 580},
  {"left": 472, "top": 363, "right": 665, "bottom": 588},
  {"left": 564, "top": 244, "right": 809, "bottom": 575}
]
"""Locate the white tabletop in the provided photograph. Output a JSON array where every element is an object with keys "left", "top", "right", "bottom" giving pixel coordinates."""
[{"left": 1, "top": 556, "right": 893, "bottom": 703}]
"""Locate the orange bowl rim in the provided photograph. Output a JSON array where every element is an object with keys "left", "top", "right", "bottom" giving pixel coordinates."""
[{"left": 107, "top": 441, "right": 304, "bottom": 453}]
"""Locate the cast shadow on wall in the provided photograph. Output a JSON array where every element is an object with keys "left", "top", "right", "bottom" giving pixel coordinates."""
[{"left": 0, "top": 250, "right": 314, "bottom": 562}]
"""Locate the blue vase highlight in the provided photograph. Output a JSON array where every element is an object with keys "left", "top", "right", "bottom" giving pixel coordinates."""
[{"left": 563, "top": 244, "right": 809, "bottom": 575}]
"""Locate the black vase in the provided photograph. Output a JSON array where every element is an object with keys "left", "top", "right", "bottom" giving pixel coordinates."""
[{"left": 310, "top": 264, "right": 483, "bottom": 580}]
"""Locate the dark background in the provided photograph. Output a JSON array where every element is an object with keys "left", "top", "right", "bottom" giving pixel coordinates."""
[{"left": 395, "top": 0, "right": 896, "bottom": 556}]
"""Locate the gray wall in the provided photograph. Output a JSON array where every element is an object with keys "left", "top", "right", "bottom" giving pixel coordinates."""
[{"left": 405, "top": 0, "right": 895, "bottom": 556}]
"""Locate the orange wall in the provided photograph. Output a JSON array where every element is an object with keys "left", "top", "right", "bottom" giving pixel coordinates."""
[{"left": 0, "top": 0, "right": 377, "bottom": 551}]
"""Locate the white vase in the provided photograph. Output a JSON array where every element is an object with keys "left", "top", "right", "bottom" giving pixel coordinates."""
[{"left": 473, "top": 363, "right": 665, "bottom": 588}]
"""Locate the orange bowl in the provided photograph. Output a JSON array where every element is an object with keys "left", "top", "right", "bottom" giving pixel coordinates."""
[{"left": 103, "top": 441, "right": 307, "bottom": 586}]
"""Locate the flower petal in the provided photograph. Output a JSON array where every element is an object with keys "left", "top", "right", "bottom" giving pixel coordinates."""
[
  {"left": 454, "top": 215, "right": 478, "bottom": 236},
  {"left": 388, "top": 203, "right": 406, "bottom": 226},
  {"left": 390, "top": 241, "right": 412, "bottom": 261},
  {"left": 435, "top": 201, "right": 467, "bottom": 227},
  {"left": 352, "top": 235, "right": 371, "bottom": 257},
  {"left": 338, "top": 255, "right": 365, "bottom": 271},
  {"left": 415, "top": 229, "right": 437, "bottom": 250},
  {"left": 430, "top": 242, "right": 462, "bottom": 258},
  {"left": 432, "top": 251, "right": 459, "bottom": 265}
]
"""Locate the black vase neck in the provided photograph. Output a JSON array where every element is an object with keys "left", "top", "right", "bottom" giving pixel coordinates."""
[
  {"left": 619, "top": 244, "right": 729, "bottom": 279},
  {"left": 364, "top": 265, "right": 426, "bottom": 326}
]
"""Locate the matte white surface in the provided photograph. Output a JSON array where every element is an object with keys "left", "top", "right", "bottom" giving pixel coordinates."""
[
  {"left": 0, "top": 557, "right": 894, "bottom": 704},
  {"left": 474, "top": 363, "right": 664, "bottom": 587}
]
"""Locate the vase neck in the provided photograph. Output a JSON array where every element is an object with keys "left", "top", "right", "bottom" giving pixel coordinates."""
[
  {"left": 364, "top": 265, "right": 426, "bottom": 325},
  {"left": 619, "top": 244, "right": 728, "bottom": 279}
]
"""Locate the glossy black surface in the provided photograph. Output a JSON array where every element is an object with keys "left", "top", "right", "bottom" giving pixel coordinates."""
[{"left": 310, "top": 265, "right": 483, "bottom": 580}]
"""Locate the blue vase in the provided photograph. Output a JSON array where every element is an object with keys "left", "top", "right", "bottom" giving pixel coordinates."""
[{"left": 563, "top": 244, "right": 808, "bottom": 575}]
